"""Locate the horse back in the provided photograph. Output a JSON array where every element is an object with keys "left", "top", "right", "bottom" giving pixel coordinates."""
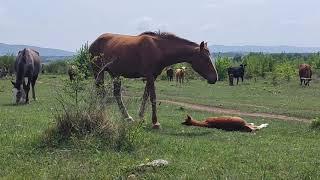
[
  {"left": 15, "top": 48, "right": 41, "bottom": 77},
  {"left": 299, "top": 64, "right": 312, "bottom": 78},
  {"left": 205, "top": 116, "right": 247, "bottom": 130},
  {"left": 89, "top": 33, "right": 161, "bottom": 78}
]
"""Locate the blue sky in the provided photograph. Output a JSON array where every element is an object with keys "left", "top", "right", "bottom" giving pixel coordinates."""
[{"left": 1, "top": 0, "right": 320, "bottom": 51}]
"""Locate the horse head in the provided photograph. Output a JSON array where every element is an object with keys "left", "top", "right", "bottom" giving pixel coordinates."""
[
  {"left": 11, "top": 81, "right": 25, "bottom": 104},
  {"left": 181, "top": 115, "right": 193, "bottom": 125},
  {"left": 189, "top": 42, "right": 218, "bottom": 84}
]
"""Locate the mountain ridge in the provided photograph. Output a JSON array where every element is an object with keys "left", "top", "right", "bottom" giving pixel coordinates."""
[
  {"left": 209, "top": 45, "right": 320, "bottom": 54},
  {"left": 0, "top": 43, "right": 74, "bottom": 56}
]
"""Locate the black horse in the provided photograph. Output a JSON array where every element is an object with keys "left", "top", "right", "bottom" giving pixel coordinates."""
[
  {"left": 227, "top": 64, "right": 246, "bottom": 86},
  {"left": 166, "top": 67, "right": 174, "bottom": 81},
  {"left": 11, "top": 48, "right": 41, "bottom": 104}
]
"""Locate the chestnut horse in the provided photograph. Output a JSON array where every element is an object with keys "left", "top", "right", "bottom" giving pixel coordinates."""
[
  {"left": 89, "top": 31, "right": 218, "bottom": 129},
  {"left": 299, "top": 64, "right": 312, "bottom": 86},
  {"left": 182, "top": 115, "right": 268, "bottom": 132},
  {"left": 175, "top": 67, "right": 186, "bottom": 85}
]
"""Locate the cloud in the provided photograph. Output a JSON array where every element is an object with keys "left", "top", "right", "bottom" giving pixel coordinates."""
[
  {"left": 131, "top": 16, "right": 169, "bottom": 32},
  {"left": 133, "top": 16, "right": 153, "bottom": 31},
  {"left": 200, "top": 24, "right": 217, "bottom": 32}
]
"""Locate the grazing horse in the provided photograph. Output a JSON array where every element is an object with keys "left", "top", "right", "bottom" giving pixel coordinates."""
[
  {"left": 227, "top": 64, "right": 246, "bottom": 86},
  {"left": 299, "top": 64, "right": 312, "bottom": 86},
  {"left": 11, "top": 48, "right": 41, "bottom": 104},
  {"left": 182, "top": 115, "right": 268, "bottom": 132},
  {"left": 89, "top": 31, "right": 218, "bottom": 129},
  {"left": 68, "top": 65, "right": 78, "bottom": 81},
  {"left": 166, "top": 67, "right": 174, "bottom": 81},
  {"left": 175, "top": 66, "right": 186, "bottom": 85}
]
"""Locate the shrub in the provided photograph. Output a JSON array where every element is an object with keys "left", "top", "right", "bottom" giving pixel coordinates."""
[
  {"left": 0, "top": 54, "right": 15, "bottom": 75},
  {"left": 215, "top": 56, "right": 232, "bottom": 81},
  {"left": 310, "top": 117, "right": 320, "bottom": 130},
  {"left": 273, "top": 62, "right": 296, "bottom": 82},
  {"left": 41, "top": 47, "right": 145, "bottom": 151},
  {"left": 45, "top": 60, "right": 69, "bottom": 74},
  {"left": 71, "top": 42, "right": 92, "bottom": 79}
]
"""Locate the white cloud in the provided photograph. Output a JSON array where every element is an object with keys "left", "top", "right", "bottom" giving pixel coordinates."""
[
  {"left": 131, "top": 16, "right": 169, "bottom": 32},
  {"left": 200, "top": 24, "right": 217, "bottom": 32}
]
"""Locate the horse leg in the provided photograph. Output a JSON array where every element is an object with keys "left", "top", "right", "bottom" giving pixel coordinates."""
[
  {"left": 228, "top": 75, "right": 233, "bottom": 86},
  {"left": 31, "top": 74, "right": 38, "bottom": 100},
  {"left": 138, "top": 84, "right": 149, "bottom": 119},
  {"left": 147, "top": 77, "right": 159, "bottom": 129},
  {"left": 93, "top": 66, "right": 105, "bottom": 97},
  {"left": 24, "top": 78, "right": 31, "bottom": 104},
  {"left": 241, "top": 76, "right": 244, "bottom": 82},
  {"left": 236, "top": 77, "right": 239, "bottom": 85},
  {"left": 113, "top": 78, "right": 133, "bottom": 121}
]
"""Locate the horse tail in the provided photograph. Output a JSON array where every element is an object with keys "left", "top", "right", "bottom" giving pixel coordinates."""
[{"left": 256, "top": 123, "right": 269, "bottom": 130}]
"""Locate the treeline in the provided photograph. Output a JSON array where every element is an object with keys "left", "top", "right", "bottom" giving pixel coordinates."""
[
  {"left": 0, "top": 54, "right": 15, "bottom": 75},
  {"left": 215, "top": 52, "right": 320, "bottom": 83}
]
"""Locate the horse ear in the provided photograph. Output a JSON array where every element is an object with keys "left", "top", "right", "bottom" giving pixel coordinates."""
[
  {"left": 200, "top": 41, "right": 205, "bottom": 51},
  {"left": 205, "top": 42, "right": 208, "bottom": 47},
  {"left": 32, "top": 49, "right": 40, "bottom": 56},
  {"left": 187, "top": 114, "right": 192, "bottom": 120}
]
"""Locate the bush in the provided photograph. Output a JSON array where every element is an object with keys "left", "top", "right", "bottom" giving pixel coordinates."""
[
  {"left": 273, "top": 62, "right": 296, "bottom": 82},
  {"left": 0, "top": 54, "right": 15, "bottom": 75},
  {"left": 215, "top": 56, "right": 232, "bottom": 81},
  {"left": 41, "top": 48, "right": 145, "bottom": 151},
  {"left": 45, "top": 60, "right": 70, "bottom": 74},
  {"left": 70, "top": 42, "right": 92, "bottom": 79},
  {"left": 310, "top": 117, "right": 320, "bottom": 130}
]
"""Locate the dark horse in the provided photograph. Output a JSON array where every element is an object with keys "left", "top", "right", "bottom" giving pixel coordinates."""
[
  {"left": 299, "top": 63, "right": 312, "bottom": 86},
  {"left": 166, "top": 67, "right": 174, "bottom": 81},
  {"left": 89, "top": 31, "right": 218, "bottom": 128},
  {"left": 11, "top": 48, "right": 41, "bottom": 104}
]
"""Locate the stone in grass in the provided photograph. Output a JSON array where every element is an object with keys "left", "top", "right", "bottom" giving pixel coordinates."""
[
  {"left": 136, "top": 159, "right": 169, "bottom": 172},
  {"left": 127, "top": 159, "right": 169, "bottom": 179}
]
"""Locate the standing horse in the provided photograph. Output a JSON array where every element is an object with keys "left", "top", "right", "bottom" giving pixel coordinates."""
[
  {"left": 11, "top": 48, "right": 41, "bottom": 104},
  {"left": 175, "top": 66, "right": 186, "bottom": 85},
  {"left": 89, "top": 31, "right": 218, "bottom": 129},
  {"left": 299, "top": 64, "right": 312, "bottom": 86},
  {"left": 166, "top": 67, "right": 174, "bottom": 81}
]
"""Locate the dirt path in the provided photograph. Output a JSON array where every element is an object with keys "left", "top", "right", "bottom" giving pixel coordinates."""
[{"left": 159, "top": 99, "right": 310, "bottom": 123}]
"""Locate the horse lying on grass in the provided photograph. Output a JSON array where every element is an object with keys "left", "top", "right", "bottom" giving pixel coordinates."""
[{"left": 182, "top": 115, "right": 268, "bottom": 132}]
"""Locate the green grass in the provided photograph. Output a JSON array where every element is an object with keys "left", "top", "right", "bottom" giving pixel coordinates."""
[
  {"left": 1, "top": 75, "right": 320, "bottom": 179},
  {"left": 124, "top": 77, "right": 320, "bottom": 119}
]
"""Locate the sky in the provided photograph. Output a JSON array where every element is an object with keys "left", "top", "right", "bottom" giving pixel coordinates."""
[{"left": 1, "top": 0, "right": 320, "bottom": 52}]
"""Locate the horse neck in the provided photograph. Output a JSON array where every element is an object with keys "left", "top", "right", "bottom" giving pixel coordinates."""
[
  {"left": 15, "top": 62, "right": 25, "bottom": 89},
  {"left": 188, "top": 119, "right": 209, "bottom": 127},
  {"left": 157, "top": 39, "right": 197, "bottom": 66}
]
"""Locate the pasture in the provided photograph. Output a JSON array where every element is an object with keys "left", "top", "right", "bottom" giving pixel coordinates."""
[{"left": 1, "top": 74, "right": 320, "bottom": 179}]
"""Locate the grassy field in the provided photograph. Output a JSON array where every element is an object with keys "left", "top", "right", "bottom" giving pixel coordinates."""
[
  {"left": 124, "top": 77, "right": 320, "bottom": 120},
  {"left": 1, "top": 75, "right": 320, "bottom": 179}
]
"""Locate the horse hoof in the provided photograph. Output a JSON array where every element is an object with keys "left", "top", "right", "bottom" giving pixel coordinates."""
[{"left": 152, "top": 122, "right": 161, "bottom": 129}]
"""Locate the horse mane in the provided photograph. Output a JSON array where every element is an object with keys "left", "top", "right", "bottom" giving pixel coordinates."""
[{"left": 139, "top": 31, "right": 198, "bottom": 46}]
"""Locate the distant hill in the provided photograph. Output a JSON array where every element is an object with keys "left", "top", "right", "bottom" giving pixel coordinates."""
[
  {"left": 209, "top": 45, "right": 320, "bottom": 54},
  {"left": 0, "top": 43, "right": 75, "bottom": 56}
]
